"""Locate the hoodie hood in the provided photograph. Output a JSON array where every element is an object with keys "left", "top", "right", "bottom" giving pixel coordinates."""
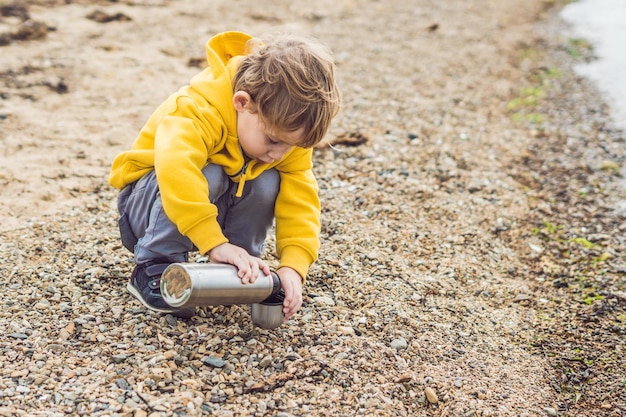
[{"left": 188, "top": 31, "right": 252, "bottom": 131}]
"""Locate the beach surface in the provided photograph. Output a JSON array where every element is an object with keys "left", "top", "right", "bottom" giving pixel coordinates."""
[{"left": 0, "top": 1, "right": 624, "bottom": 416}]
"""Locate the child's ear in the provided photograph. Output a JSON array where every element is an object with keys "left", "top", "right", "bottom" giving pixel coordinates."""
[{"left": 233, "top": 91, "right": 252, "bottom": 111}]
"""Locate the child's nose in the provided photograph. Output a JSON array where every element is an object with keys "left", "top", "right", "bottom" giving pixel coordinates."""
[{"left": 270, "top": 145, "right": 291, "bottom": 161}]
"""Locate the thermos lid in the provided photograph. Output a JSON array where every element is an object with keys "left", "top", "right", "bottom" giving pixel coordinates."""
[{"left": 251, "top": 289, "right": 285, "bottom": 330}]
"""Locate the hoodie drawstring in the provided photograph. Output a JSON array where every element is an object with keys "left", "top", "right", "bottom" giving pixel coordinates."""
[{"left": 235, "top": 161, "right": 249, "bottom": 197}]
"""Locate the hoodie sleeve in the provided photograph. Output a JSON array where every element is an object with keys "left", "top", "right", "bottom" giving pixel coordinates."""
[
  {"left": 274, "top": 147, "right": 321, "bottom": 282},
  {"left": 154, "top": 96, "right": 230, "bottom": 254}
]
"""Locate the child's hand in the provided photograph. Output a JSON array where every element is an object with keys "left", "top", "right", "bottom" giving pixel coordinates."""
[
  {"left": 207, "top": 243, "right": 271, "bottom": 284},
  {"left": 276, "top": 267, "right": 303, "bottom": 322}
]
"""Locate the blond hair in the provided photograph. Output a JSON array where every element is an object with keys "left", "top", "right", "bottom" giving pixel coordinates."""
[{"left": 233, "top": 34, "right": 341, "bottom": 148}]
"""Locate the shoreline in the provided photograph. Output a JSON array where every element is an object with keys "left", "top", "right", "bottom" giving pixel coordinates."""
[{"left": 561, "top": 0, "right": 626, "bottom": 131}]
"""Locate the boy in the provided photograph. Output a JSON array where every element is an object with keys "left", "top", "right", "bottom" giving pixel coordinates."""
[{"left": 108, "top": 31, "right": 340, "bottom": 321}]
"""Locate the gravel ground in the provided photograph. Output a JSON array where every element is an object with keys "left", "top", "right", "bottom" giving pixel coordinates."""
[{"left": 0, "top": 0, "right": 624, "bottom": 416}]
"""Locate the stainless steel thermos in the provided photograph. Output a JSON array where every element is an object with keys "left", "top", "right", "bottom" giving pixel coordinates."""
[{"left": 160, "top": 263, "right": 285, "bottom": 329}]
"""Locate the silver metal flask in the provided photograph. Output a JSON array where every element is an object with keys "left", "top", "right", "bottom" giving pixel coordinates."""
[{"left": 160, "top": 263, "right": 285, "bottom": 329}]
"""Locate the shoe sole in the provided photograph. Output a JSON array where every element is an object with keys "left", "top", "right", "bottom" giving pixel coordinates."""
[{"left": 126, "top": 282, "right": 179, "bottom": 313}]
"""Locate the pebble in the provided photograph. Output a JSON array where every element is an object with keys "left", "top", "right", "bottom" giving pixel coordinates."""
[
  {"left": 425, "top": 387, "right": 438, "bottom": 404},
  {"left": 395, "top": 373, "right": 412, "bottom": 383},
  {"left": 312, "top": 296, "right": 335, "bottom": 306},
  {"left": 513, "top": 294, "right": 530, "bottom": 302},
  {"left": 115, "top": 379, "right": 130, "bottom": 390},
  {"left": 390, "top": 338, "right": 408, "bottom": 350},
  {"left": 259, "top": 356, "right": 273, "bottom": 368},
  {"left": 337, "top": 326, "right": 355, "bottom": 335},
  {"left": 544, "top": 407, "right": 557, "bottom": 416},
  {"left": 202, "top": 356, "right": 226, "bottom": 368},
  {"left": 111, "top": 354, "right": 129, "bottom": 363}
]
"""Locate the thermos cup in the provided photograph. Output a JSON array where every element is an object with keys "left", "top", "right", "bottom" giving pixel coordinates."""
[{"left": 160, "top": 263, "right": 285, "bottom": 329}]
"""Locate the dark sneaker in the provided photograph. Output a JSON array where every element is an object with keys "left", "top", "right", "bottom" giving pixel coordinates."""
[{"left": 126, "top": 259, "right": 194, "bottom": 319}]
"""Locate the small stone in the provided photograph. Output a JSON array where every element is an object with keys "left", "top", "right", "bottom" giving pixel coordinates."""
[
  {"left": 312, "top": 296, "right": 335, "bottom": 306},
  {"left": 116, "top": 378, "right": 130, "bottom": 390},
  {"left": 337, "top": 326, "right": 355, "bottom": 335},
  {"left": 544, "top": 407, "right": 557, "bottom": 416},
  {"left": 111, "top": 354, "right": 129, "bottom": 364},
  {"left": 45, "top": 344, "right": 64, "bottom": 352},
  {"left": 513, "top": 294, "right": 530, "bottom": 302},
  {"left": 210, "top": 395, "right": 228, "bottom": 403},
  {"left": 395, "top": 373, "right": 412, "bottom": 383},
  {"left": 164, "top": 314, "right": 178, "bottom": 326},
  {"left": 202, "top": 356, "right": 226, "bottom": 368},
  {"left": 424, "top": 387, "right": 438, "bottom": 404},
  {"left": 390, "top": 338, "right": 408, "bottom": 350},
  {"left": 84, "top": 267, "right": 105, "bottom": 277},
  {"left": 259, "top": 356, "right": 273, "bottom": 368},
  {"left": 10, "top": 370, "right": 28, "bottom": 378}
]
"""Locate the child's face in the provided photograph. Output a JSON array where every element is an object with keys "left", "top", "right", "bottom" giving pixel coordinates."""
[{"left": 234, "top": 91, "right": 304, "bottom": 164}]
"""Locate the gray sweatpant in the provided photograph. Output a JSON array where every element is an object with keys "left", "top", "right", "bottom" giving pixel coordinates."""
[{"left": 116, "top": 164, "right": 279, "bottom": 264}]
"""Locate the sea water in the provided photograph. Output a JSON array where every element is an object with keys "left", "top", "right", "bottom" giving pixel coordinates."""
[{"left": 561, "top": 0, "right": 626, "bottom": 131}]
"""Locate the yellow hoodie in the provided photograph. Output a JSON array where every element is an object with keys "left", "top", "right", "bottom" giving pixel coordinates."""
[{"left": 108, "top": 31, "right": 320, "bottom": 280}]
